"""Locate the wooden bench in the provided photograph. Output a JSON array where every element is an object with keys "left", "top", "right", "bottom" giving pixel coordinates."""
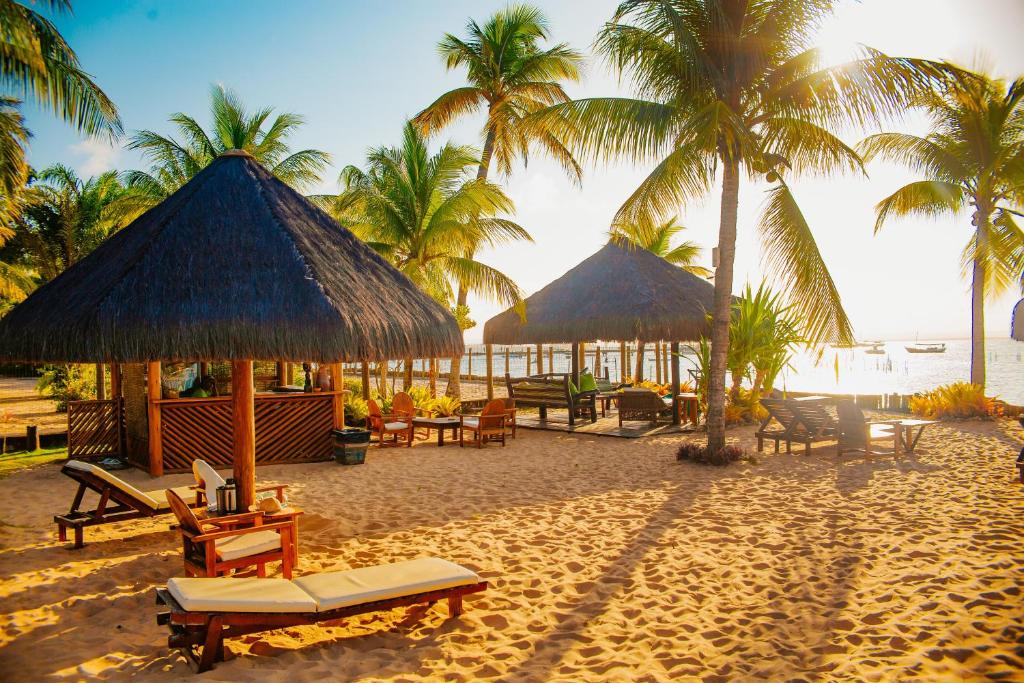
[{"left": 505, "top": 373, "right": 596, "bottom": 425}]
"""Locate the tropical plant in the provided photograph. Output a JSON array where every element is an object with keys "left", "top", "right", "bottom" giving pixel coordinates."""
[
  {"left": 4, "top": 164, "right": 130, "bottom": 282},
  {"left": 908, "top": 382, "right": 1001, "bottom": 420},
  {"left": 124, "top": 85, "right": 330, "bottom": 214},
  {"left": 333, "top": 122, "right": 529, "bottom": 395},
  {"left": 859, "top": 70, "right": 1024, "bottom": 388},
  {"left": 0, "top": 96, "right": 29, "bottom": 234},
  {"left": 0, "top": 0, "right": 120, "bottom": 137},
  {"left": 729, "top": 283, "right": 803, "bottom": 398},
  {"left": 344, "top": 395, "right": 369, "bottom": 425},
  {"left": 413, "top": 4, "right": 582, "bottom": 396},
  {"left": 530, "top": 0, "right": 954, "bottom": 450},
  {"left": 430, "top": 394, "right": 462, "bottom": 417},
  {"left": 36, "top": 363, "right": 94, "bottom": 412}
]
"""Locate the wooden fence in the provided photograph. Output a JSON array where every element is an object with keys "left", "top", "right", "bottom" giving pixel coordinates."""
[
  {"left": 156, "top": 392, "right": 337, "bottom": 473},
  {"left": 67, "top": 399, "right": 122, "bottom": 460}
]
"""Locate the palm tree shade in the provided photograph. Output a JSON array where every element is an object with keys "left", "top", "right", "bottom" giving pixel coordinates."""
[
  {"left": 859, "top": 71, "right": 1024, "bottom": 386},
  {"left": 413, "top": 3, "right": 582, "bottom": 396},
  {"left": 529, "top": 0, "right": 955, "bottom": 450}
]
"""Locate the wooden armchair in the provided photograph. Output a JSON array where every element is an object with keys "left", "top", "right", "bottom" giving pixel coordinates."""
[
  {"left": 393, "top": 391, "right": 432, "bottom": 418},
  {"left": 835, "top": 400, "right": 901, "bottom": 458},
  {"left": 460, "top": 399, "right": 508, "bottom": 448},
  {"left": 502, "top": 397, "right": 517, "bottom": 439},
  {"left": 166, "top": 489, "right": 295, "bottom": 579},
  {"left": 366, "top": 398, "right": 414, "bottom": 448}
]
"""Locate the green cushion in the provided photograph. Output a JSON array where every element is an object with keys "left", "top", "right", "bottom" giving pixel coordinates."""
[
  {"left": 568, "top": 380, "right": 578, "bottom": 396},
  {"left": 579, "top": 372, "right": 597, "bottom": 393}
]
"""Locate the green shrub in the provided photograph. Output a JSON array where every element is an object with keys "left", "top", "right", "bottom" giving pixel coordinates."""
[
  {"left": 909, "top": 382, "right": 1001, "bottom": 420},
  {"left": 36, "top": 364, "right": 95, "bottom": 412},
  {"left": 430, "top": 395, "right": 461, "bottom": 417},
  {"left": 345, "top": 396, "right": 369, "bottom": 424}
]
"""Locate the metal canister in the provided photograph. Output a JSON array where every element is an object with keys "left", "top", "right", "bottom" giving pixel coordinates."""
[{"left": 223, "top": 478, "right": 237, "bottom": 513}]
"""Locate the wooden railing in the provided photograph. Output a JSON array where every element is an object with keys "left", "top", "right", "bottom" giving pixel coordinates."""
[
  {"left": 155, "top": 392, "right": 340, "bottom": 473},
  {"left": 67, "top": 399, "right": 122, "bottom": 460}
]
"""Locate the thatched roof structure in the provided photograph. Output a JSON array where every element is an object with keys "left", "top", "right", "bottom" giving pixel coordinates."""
[
  {"left": 0, "top": 151, "right": 463, "bottom": 363},
  {"left": 484, "top": 240, "right": 715, "bottom": 344},
  {"left": 1013, "top": 298, "right": 1024, "bottom": 342}
]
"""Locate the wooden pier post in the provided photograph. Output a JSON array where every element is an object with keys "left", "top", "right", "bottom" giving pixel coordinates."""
[{"left": 485, "top": 344, "right": 494, "bottom": 400}]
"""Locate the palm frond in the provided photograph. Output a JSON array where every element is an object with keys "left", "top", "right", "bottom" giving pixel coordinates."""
[{"left": 873, "top": 180, "right": 966, "bottom": 233}]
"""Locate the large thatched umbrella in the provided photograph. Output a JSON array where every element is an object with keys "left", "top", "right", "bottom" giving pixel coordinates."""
[
  {"left": 0, "top": 150, "right": 462, "bottom": 505},
  {"left": 1013, "top": 298, "right": 1024, "bottom": 342},
  {"left": 483, "top": 240, "right": 715, "bottom": 423}
]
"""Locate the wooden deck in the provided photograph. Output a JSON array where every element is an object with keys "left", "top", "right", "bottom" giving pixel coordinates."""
[{"left": 516, "top": 414, "right": 697, "bottom": 438}]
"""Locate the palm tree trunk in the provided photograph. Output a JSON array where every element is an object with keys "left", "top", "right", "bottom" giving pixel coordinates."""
[
  {"left": 445, "top": 126, "right": 497, "bottom": 398},
  {"left": 707, "top": 160, "right": 741, "bottom": 453},
  {"left": 969, "top": 210, "right": 990, "bottom": 386}
]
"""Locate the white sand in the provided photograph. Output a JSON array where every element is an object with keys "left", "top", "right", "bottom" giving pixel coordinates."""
[{"left": 0, "top": 417, "right": 1022, "bottom": 680}]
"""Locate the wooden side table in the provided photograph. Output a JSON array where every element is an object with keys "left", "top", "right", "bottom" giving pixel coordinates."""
[{"left": 675, "top": 393, "right": 700, "bottom": 425}]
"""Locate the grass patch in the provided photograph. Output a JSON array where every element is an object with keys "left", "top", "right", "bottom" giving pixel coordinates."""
[{"left": 0, "top": 447, "right": 67, "bottom": 477}]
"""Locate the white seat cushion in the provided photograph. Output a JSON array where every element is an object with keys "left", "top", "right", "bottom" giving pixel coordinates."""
[
  {"left": 294, "top": 557, "right": 481, "bottom": 612},
  {"left": 168, "top": 577, "right": 315, "bottom": 613},
  {"left": 65, "top": 460, "right": 161, "bottom": 509},
  {"left": 462, "top": 418, "right": 479, "bottom": 429},
  {"left": 147, "top": 486, "right": 197, "bottom": 510},
  {"left": 869, "top": 424, "right": 896, "bottom": 438},
  {"left": 192, "top": 459, "right": 226, "bottom": 508},
  {"left": 384, "top": 421, "right": 409, "bottom": 431},
  {"left": 214, "top": 529, "right": 282, "bottom": 561}
]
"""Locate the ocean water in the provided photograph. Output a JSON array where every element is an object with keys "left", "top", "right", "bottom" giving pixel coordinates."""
[{"left": 412, "top": 338, "right": 1023, "bottom": 404}]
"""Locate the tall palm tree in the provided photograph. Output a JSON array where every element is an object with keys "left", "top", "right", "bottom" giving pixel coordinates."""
[
  {"left": 859, "top": 71, "right": 1024, "bottom": 387},
  {"left": 610, "top": 216, "right": 710, "bottom": 379},
  {"left": 334, "top": 122, "right": 529, "bottom": 360},
  {"left": 0, "top": 0, "right": 120, "bottom": 137},
  {"left": 0, "top": 95, "right": 28, "bottom": 238},
  {"left": 124, "top": 85, "right": 330, "bottom": 214},
  {"left": 529, "top": 0, "right": 954, "bottom": 451},
  {"left": 413, "top": 4, "right": 582, "bottom": 395},
  {"left": 5, "top": 163, "right": 128, "bottom": 281}
]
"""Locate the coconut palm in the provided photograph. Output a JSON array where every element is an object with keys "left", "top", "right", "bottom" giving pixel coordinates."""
[
  {"left": 5, "top": 164, "right": 129, "bottom": 282},
  {"left": 413, "top": 4, "right": 582, "bottom": 396},
  {"left": 124, "top": 85, "right": 330, "bottom": 214},
  {"left": 529, "top": 0, "right": 954, "bottom": 451},
  {"left": 0, "top": 95, "right": 28, "bottom": 239},
  {"left": 859, "top": 71, "right": 1024, "bottom": 387},
  {"left": 0, "top": 0, "right": 120, "bottom": 137},
  {"left": 335, "top": 123, "right": 530, "bottom": 395}
]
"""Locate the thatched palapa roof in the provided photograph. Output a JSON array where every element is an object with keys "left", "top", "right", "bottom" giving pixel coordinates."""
[
  {"left": 1013, "top": 298, "right": 1024, "bottom": 342},
  {"left": 484, "top": 240, "right": 715, "bottom": 344},
  {"left": 0, "top": 151, "right": 463, "bottom": 363}
]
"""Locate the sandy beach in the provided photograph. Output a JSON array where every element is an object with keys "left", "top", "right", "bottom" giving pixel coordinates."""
[{"left": 0, "top": 417, "right": 1021, "bottom": 681}]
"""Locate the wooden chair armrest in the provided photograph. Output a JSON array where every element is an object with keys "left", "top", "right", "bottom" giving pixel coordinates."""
[
  {"left": 193, "top": 520, "right": 295, "bottom": 543},
  {"left": 203, "top": 511, "right": 264, "bottom": 528},
  {"left": 255, "top": 484, "right": 288, "bottom": 495}
]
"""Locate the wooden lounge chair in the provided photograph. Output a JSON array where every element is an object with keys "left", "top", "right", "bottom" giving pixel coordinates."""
[
  {"left": 166, "top": 489, "right": 296, "bottom": 579},
  {"left": 155, "top": 557, "right": 488, "bottom": 672},
  {"left": 787, "top": 400, "right": 840, "bottom": 456},
  {"left": 55, "top": 460, "right": 196, "bottom": 549},
  {"left": 756, "top": 398, "right": 801, "bottom": 453},
  {"left": 366, "top": 398, "right": 414, "bottom": 448},
  {"left": 835, "top": 400, "right": 901, "bottom": 458},
  {"left": 617, "top": 389, "right": 672, "bottom": 427},
  {"left": 191, "top": 459, "right": 288, "bottom": 510},
  {"left": 460, "top": 399, "right": 507, "bottom": 448}
]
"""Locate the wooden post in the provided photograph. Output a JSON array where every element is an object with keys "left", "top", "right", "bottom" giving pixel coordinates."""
[
  {"left": 663, "top": 342, "right": 670, "bottom": 383},
  {"left": 361, "top": 361, "right": 371, "bottom": 400},
  {"left": 231, "top": 360, "right": 256, "bottom": 510},
  {"left": 378, "top": 361, "right": 387, "bottom": 395},
  {"left": 146, "top": 361, "right": 163, "bottom": 477},
  {"left": 655, "top": 343, "right": 662, "bottom": 384},
  {"left": 330, "top": 362, "right": 344, "bottom": 429},
  {"left": 199, "top": 361, "right": 209, "bottom": 377},
  {"left": 485, "top": 344, "right": 494, "bottom": 400},
  {"left": 536, "top": 343, "right": 544, "bottom": 374},
  {"left": 570, "top": 342, "right": 580, "bottom": 387},
  {"left": 548, "top": 346, "right": 553, "bottom": 373},
  {"left": 95, "top": 363, "right": 105, "bottom": 400},
  {"left": 287, "top": 362, "right": 295, "bottom": 385},
  {"left": 25, "top": 425, "right": 39, "bottom": 451},
  {"left": 110, "top": 362, "right": 123, "bottom": 457},
  {"left": 526, "top": 347, "right": 532, "bottom": 376},
  {"left": 579, "top": 342, "right": 587, "bottom": 373},
  {"left": 504, "top": 347, "right": 510, "bottom": 375},
  {"left": 402, "top": 357, "right": 413, "bottom": 391},
  {"left": 594, "top": 345, "right": 602, "bottom": 378},
  {"left": 429, "top": 358, "right": 437, "bottom": 397},
  {"left": 620, "top": 342, "right": 628, "bottom": 383},
  {"left": 670, "top": 342, "right": 681, "bottom": 426},
  {"left": 109, "top": 362, "right": 121, "bottom": 399},
  {"left": 276, "top": 361, "right": 287, "bottom": 387}
]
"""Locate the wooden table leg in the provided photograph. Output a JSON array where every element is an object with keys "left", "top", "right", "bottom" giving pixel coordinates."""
[{"left": 437, "top": 428, "right": 444, "bottom": 447}]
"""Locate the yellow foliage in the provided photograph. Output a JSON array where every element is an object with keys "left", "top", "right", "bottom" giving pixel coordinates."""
[{"left": 908, "top": 382, "right": 1001, "bottom": 420}]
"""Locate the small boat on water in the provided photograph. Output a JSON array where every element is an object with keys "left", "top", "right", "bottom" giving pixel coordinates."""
[
  {"left": 905, "top": 342, "right": 946, "bottom": 354},
  {"left": 864, "top": 343, "right": 886, "bottom": 355}
]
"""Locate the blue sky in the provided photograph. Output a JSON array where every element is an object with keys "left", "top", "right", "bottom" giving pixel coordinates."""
[{"left": 23, "top": 0, "right": 1024, "bottom": 344}]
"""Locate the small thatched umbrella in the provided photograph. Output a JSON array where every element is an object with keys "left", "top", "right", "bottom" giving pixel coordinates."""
[
  {"left": 1013, "top": 298, "right": 1024, "bottom": 342},
  {"left": 0, "top": 150, "right": 462, "bottom": 505},
  {"left": 484, "top": 240, "right": 715, "bottom": 423}
]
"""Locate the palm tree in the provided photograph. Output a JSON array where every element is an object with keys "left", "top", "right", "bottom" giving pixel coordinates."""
[
  {"left": 0, "top": 96, "right": 28, "bottom": 239},
  {"left": 610, "top": 215, "right": 710, "bottom": 379},
  {"left": 5, "top": 164, "right": 129, "bottom": 281},
  {"left": 335, "top": 121, "right": 529, "bottom": 339},
  {"left": 859, "top": 71, "right": 1024, "bottom": 387},
  {"left": 529, "top": 0, "right": 954, "bottom": 451},
  {"left": 124, "top": 85, "right": 330, "bottom": 214},
  {"left": 413, "top": 4, "right": 582, "bottom": 396},
  {"left": 0, "top": 0, "right": 120, "bottom": 137}
]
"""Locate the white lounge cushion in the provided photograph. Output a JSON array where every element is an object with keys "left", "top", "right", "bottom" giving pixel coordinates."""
[
  {"left": 168, "top": 577, "right": 316, "bottom": 613},
  {"left": 868, "top": 424, "right": 896, "bottom": 438},
  {"left": 65, "top": 460, "right": 161, "bottom": 509},
  {"left": 215, "top": 529, "right": 282, "bottom": 561},
  {"left": 146, "top": 486, "right": 197, "bottom": 510},
  {"left": 294, "top": 557, "right": 481, "bottom": 612},
  {"left": 192, "top": 459, "right": 226, "bottom": 508},
  {"left": 384, "top": 421, "right": 409, "bottom": 431}
]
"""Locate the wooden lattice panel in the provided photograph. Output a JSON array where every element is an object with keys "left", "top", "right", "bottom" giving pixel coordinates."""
[
  {"left": 159, "top": 394, "right": 335, "bottom": 473},
  {"left": 67, "top": 399, "right": 121, "bottom": 460}
]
